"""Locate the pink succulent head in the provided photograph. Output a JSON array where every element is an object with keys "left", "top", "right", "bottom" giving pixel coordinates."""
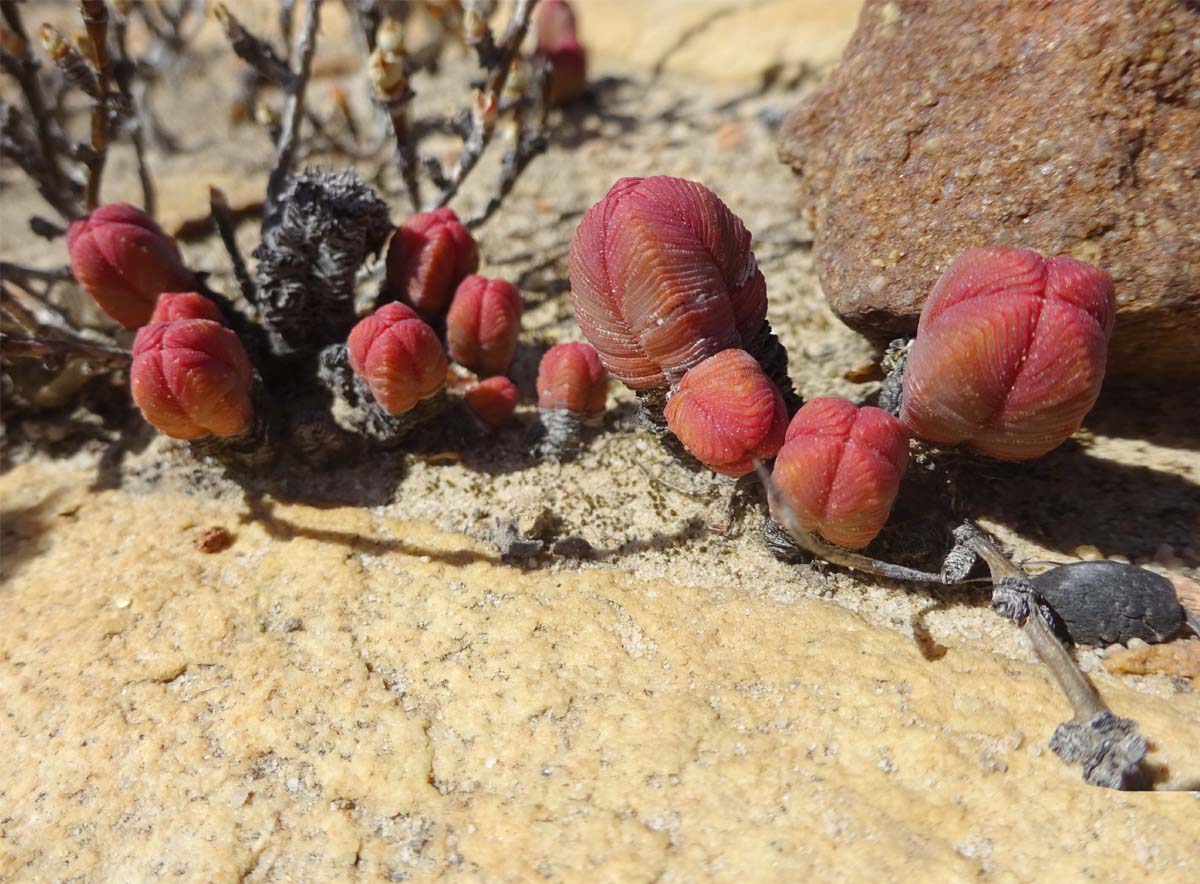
[
  {"left": 900, "top": 247, "right": 1115, "bottom": 461},
  {"left": 537, "top": 0, "right": 587, "bottom": 105},
  {"left": 66, "top": 203, "right": 194, "bottom": 329},
  {"left": 536, "top": 342, "right": 607, "bottom": 416},
  {"left": 568, "top": 176, "right": 767, "bottom": 391},
  {"left": 150, "top": 291, "right": 223, "bottom": 324},
  {"left": 131, "top": 319, "right": 254, "bottom": 440},
  {"left": 771, "top": 398, "right": 909, "bottom": 549},
  {"left": 385, "top": 207, "right": 480, "bottom": 317},
  {"left": 445, "top": 275, "right": 523, "bottom": 376},
  {"left": 663, "top": 349, "right": 787, "bottom": 478},
  {"left": 465, "top": 375, "right": 519, "bottom": 429},
  {"left": 347, "top": 302, "right": 448, "bottom": 415}
]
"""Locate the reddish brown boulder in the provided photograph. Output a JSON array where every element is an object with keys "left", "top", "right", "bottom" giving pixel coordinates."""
[{"left": 780, "top": 0, "right": 1200, "bottom": 383}]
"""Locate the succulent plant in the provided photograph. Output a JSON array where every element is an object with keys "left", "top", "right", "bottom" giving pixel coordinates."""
[
  {"left": 535, "top": 341, "right": 607, "bottom": 457},
  {"left": 771, "top": 397, "right": 910, "bottom": 549},
  {"left": 385, "top": 207, "right": 480, "bottom": 318},
  {"left": 900, "top": 247, "right": 1115, "bottom": 461},
  {"left": 131, "top": 318, "right": 254, "bottom": 440},
  {"left": 568, "top": 176, "right": 795, "bottom": 416},
  {"left": 67, "top": 203, "right": 195, "bottom": 329},
  {"left": 537, "top": 0, "right": 587, "bottom": 106},
  {"left": 149, "top": 291, "right": 224, "bottom": 324},
  {"left": 347, "top": 302, "right": 448, "bottom": 417},
  {"left": 254, "top": 168, "right": 394, "bottom": 355},
  {"left": 445, "top": 275, "right": 522, "bottom": 376},
  {"left": 465, "top": 375, "right": 519, "bottom": 430},
  {"left": 663, "top": 349, "right": 787, "bottom": 477}
]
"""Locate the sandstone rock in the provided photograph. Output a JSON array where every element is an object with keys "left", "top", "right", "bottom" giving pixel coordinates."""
[
  {"left": 780, "top": 0, "right": 1200, "bottom": 383},
  {"left": 507, "top": 0, "right": 863, "bottom": 83},
  {"left": 2, "top": 461, "right": 1200, "bottom": 880}
]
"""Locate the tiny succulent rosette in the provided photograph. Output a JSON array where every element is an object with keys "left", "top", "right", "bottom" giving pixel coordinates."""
[
  {"left": 664, "top": 349, "right": 787, "bottom": 478},
  {"left": 67, "top": 203, "right": 194, "bottom": 329},
  {"left": 537, "top": 0, "right": 587, "bottom": 105},
  {"left": 150, "top": 291, "right": 224, "bottom": 324},
  {"left": 446, "top": 275, "right": 523, "bottom": 376},
  {"left": 131, "top": 319, "right": 254, "bottom": 440},
  {"left": 535, "top": 341, "right": 608, "bottom": 457},
  {"left": 900, "top": 246, "right": 1116, "bottom": 461},
  {"left": 385, "top": 207, "right": 480, "bottom": 318},
  {"left": 465, "top": 375, "right": 519, "bottom": 429},
  {"left": 771, "top": 397, "right": 910, "bottom": 549},
  {"left": 347, "top": 302, "right": 448, "bottom": 416},
  {"left": 536, "top": 341, "right": 608, "bottom": 417}
]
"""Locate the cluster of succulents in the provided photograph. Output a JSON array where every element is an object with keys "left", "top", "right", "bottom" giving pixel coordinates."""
[
  {"left": 561, "top": 174, "right": 1200, "bottom": 790},
  {"left": 3, "top": 2, "right": 1195, "bottom": 793}
]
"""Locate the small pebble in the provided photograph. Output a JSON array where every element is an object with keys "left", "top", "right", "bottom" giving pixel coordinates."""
[
  {"left": 1108, "top": 554, "right": 1132, "bottom": 564},
  {"left": 1074, "top": 545, "right": 1103, "bottom": 561},
  {"left": 1127, "top": 637, "right": 1149, "bottom": 650},
  {"left": 194, "top": 526, "right": 234, "bottom": 554}
]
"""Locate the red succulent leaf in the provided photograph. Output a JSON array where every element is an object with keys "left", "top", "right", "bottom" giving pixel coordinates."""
[
  {"left": 772, "top": 398, "right": 909, "bottom": 549},
  {"left": 664, "top": 349, "right": 787, "bottom": 478},
  {"left": 131, "top": 318, "right": 253, "bottom": 439},
  {"left": 150, "top": 291, "right": 224, "bottom": 324},
  {"left": 465, "top": 375, "right": 519, "bottom": 429},
  {"left": 446, "top": 275, "right": 523, "bottom": 376},
  {"left": 568, "top": 176, "right": 767, "bottom": 390},
  {"left": 537, "top": 0, "right": 587, "bottom": 105},
  {"left": 900, "top": 247, "right": 1115, "bottom": 460},
  {"left": 67, "top": 203, "right": 194, "bottom": 329},
  {"left": 347, "top": 302, "right": 448, "bottom": 415},
  {"left": 385, "top": 207, "right": 480, "bottom": 317},
  {"left": 536, "top": 341, "right": 607, "bottom": 415}
]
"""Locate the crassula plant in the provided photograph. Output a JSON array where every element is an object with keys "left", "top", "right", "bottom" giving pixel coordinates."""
[
  {"left": 569, "top": 176, "right": 795, "bottom": 411},
  {"left": 898, "top": 247, "right": 1116, "bottom": 460},
  {"left": 131, "top": 316, "right": 254, "bottom": 441},
  {"left": 535, "top": 341, "right": 608, "bottom": 458},
  {"left": 663, "top": 349, "right": 787, "bottom": 478},
  {"left": 67, "top": 203, "right": 195, "bottom": 329},
  {"left": 385, "top": 207, "right": 480, "bottom": 319},
  {"left": 445, "top": 275, "right": 522, "bottom": 377},
  {"left": 465, "top": 375, "right": 519, "bottom": 431},
  {"left": 537, "top": 0, "right": 587, "bottom": 106},
  {"left": 770, "top": 398, "right": 909, "bottom": 549}
]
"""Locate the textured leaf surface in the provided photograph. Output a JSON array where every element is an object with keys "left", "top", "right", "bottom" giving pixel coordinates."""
[
  {"left": 901, "top": 247, "right": 1114, "bottom": 460},
  {"left": 131, "top": 319, "right": 253, "bottom": 439},
  {"left": 664, "top": 349, "right": 787, "bottom": 478},
  {"left": 569, "top": 176, "right": 767, "bottom": 389},
  {"left": 773, "top": 398, "right": 909, "bottom": 549}
]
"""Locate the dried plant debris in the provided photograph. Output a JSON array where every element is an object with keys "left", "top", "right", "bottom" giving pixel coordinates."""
[{"left": 254, "top": 168, "right": 393, "bottom": 355}]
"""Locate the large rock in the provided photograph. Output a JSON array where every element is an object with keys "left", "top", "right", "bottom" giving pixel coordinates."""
[
  {"left": 780, "top": 0, "right": 1200, "bottom": 383},
  {"left": 2, "top": 460, "right": 1200, "bottom": 880}
]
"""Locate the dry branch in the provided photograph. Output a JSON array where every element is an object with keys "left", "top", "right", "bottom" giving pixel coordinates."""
[{"left": 428, "top": 0, "right": 540, "bottom": 209}]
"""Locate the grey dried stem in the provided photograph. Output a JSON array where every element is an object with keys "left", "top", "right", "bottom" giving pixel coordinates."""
[
  {"left": 465, "top": 59, "right": 551, "bottom": 228},
  {"left": 0, "top": 101, "right": 81, "bottom": 221},
  {"left": 429, "top": 0, "right": 541, "bottom": 210},
  {"left": 0, "top": 2, "right": 72, "bottom": 210},
  {"left": 79, "top": 0, "right": 112, "bottom": 210},
  {"left": 110, "top": 5, "right": 154, "bottom": 215},
  {"left": 266, "top": 0, "right": 322, "bottom": 212},
  {"left": 208, "top": 187, "right": 257, "bottom": 305},
  {"left": 369, "top": 18, "right": 422, "bottom": 211},
  {"left": 962, "top": 530, "right": 1149, "bottom": 790},
  {"left": 0, "top": 282, "right": 130, "bottom": 370}
]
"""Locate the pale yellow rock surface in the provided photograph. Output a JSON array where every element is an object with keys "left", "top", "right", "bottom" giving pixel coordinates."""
[
  {"left": 2, "top": 460, "right": 1198, "bottom": 883},
  {"left": 565, "top": 0, "right": 864, "bottom": 82}
]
